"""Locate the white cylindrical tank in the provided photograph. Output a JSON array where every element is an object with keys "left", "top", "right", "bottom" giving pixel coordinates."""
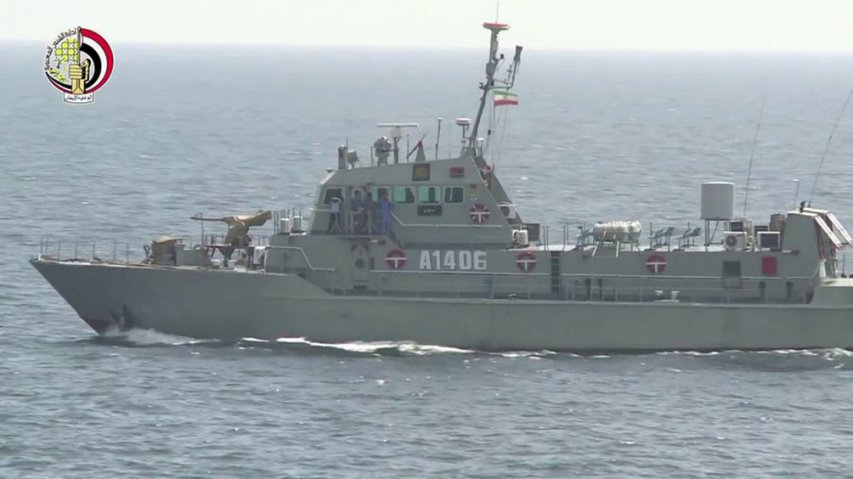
[
  {"left": 701, "top": 182, "right": 735, "bottom": 220},
  {"left": 279, "top": 217, "right": 291, "bottom": 234}
]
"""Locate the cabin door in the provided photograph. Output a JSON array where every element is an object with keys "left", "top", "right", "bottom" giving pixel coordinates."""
[{"left": 350, "top": 244, "right": 370, "bottom": 285}]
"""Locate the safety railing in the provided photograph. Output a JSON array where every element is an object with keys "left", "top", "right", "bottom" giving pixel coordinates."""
[
  {"left": 559, "top": 271, "right": 822, "bottom": 304},
  {"left": 203, "top": 234, "right": 272, "bottom": 247},
  {"left": 314, "top": 268, "right": 822, "bottom": 304},
  {"left": 389, "top": 211, "right": 504, "bottom": 229},
  {"left": 37, "top": 237, "right": 142, "bottom": 265},
  {"left": 361, "top": 269, "right": 550, "bottom": 300}
]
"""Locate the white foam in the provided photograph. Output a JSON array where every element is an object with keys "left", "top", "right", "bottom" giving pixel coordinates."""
[
  {"left": 273, "top": 337, "right": 474, "bottom": 355},
  {"left": 397, "top": 343, "right": 474, "bottom": 355},
  {"left": 657, "top": 350, "right": 721, "bottom": 356},
  {"left": 823, "top": 347, "right": 853, "bottom": 358},
  {"left": 498, "top": 350, "right": 558, "bottom": 359},
  {"left": 102, "top": 326, "right": 216, "bottom": 346}
]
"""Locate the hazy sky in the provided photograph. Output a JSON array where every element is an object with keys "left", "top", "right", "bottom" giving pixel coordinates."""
[{"left": 4, "top": 0, "right": 853, "bottom": 51}]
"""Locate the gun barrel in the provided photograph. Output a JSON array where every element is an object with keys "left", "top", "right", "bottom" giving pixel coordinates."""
[{"left": 190, "top": 215, "right": 228, "bottom": 222}]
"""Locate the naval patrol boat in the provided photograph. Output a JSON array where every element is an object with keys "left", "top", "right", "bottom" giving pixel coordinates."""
[{"left": 31, "top": 22, "right": 853, "bottom": 352}]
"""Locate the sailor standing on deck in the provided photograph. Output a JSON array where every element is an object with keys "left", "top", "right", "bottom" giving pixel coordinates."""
[
  {"left": 364, "top": 192, "right": 375, "bottom": 235},
  {"left": 349, "top": 190, "right": 364, "bottom": 234},
  {"left": 327, "top": 196, "right": 342, "bottom": 234},
  {"left": 379, "top": 192, "right": 394, "bottom": 239}
]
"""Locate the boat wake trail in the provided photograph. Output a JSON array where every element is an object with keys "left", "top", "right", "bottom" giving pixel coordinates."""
[
  {"left": 90, "top": 326, "right": 221, "bottom": 347},
  {"left": 246, "top": 337, "right": 477, "bottom": 356},
  {"left": 80, "top": 328, "right": 852, "bottom": 366},
  {"left": 81, "top": 328, "right": 482, "bottom": 356},
  {"left": 656, "top": 348, "right": 853, "bottom": 371}
]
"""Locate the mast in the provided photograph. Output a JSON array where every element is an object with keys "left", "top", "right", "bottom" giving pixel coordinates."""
[
  {"left": 468, "top": 22, "right": 509, "bottom": 152},
  {"left": 467, "top": 22, "right": 523, "bottom": 154}
]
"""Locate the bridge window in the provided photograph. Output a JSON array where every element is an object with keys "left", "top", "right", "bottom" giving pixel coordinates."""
[
  {"left": 370, "top": 186, "right": 390, "bottom": 201},
  {"left": 322, "top": 188, "right": 343, "bottom": 204},
  {"left": 444, "top": 186, "right": 464, "bottom": 203},
  {"left": 394, "top": 186, "right": 415, "bottom": 204},
  {"left": 418, "top": 186, "right": 441, "bottom": 204}
]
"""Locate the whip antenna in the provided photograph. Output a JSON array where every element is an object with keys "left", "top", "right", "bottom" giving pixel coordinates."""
[
  {"left": 742, "top": 93, "right": 767, "bottom": 218},
  {"left": 809, "top": 89, "right": 853, "bottom": 205}
]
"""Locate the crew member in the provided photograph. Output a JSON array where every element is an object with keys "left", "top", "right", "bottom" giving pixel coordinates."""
[
  {"left": 350, "top": 190, "right": 364, "bottom": 234},
  {"left": 364, "top": 192, "right": 375, "bottom": 235},
  {"left": 328, "top": 197, "right": 342, "bottom": 234},
  {"left": 379, "top": 192, "right": 394, "bottom": 238}
]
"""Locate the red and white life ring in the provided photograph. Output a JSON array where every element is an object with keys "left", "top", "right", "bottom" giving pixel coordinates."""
[
  {"left": 515, "top": 251, "right": 537, "bottom": 272},
  {"left": 469, "top": 203, "right": 491, "bottom": 224},
  {"left": 385, "top": 249, "right": 407, "bottom": 269},
  {"left": 645, "top": 254, "right": 666, "bottom": 274}
]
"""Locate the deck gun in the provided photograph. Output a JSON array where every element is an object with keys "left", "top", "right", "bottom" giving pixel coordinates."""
[{"left": 191, "top": 210, "right": 272, "bottom": 248}]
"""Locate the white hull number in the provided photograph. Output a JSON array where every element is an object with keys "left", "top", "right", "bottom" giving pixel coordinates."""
[{"left": 419, "top": 250, "right": 487, "bottom": 271}]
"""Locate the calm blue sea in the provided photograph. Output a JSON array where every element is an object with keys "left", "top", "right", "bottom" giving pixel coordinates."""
[{"left": 3, "top": 41, "right": 853, "bottom": 477}]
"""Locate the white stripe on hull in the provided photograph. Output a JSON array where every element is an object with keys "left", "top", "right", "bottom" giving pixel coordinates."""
[{"left": 31, "top": 260, "right": 853, "bottom": 352}]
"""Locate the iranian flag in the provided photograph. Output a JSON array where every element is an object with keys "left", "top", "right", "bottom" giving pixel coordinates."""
[{"left": 493, "top": 89, "right": 518, "bottom": 106}]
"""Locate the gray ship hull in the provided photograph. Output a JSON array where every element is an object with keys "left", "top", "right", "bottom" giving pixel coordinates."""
[{"left": 31, "top": 259, "right": 853, "bottom": 352}]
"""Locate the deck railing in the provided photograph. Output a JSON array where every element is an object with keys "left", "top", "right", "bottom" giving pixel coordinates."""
[
  {"left": 365, "top": 269, "right": 549, "bottom": 300},
  {"left": 203, "top": 234, "right": 271, "bottom": 247},
  {"left": 352, "top": 269, "right": 820, "bottom": 304},
  {"left": 38, "top": 237, "right": 141, "bottom": 265}
]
